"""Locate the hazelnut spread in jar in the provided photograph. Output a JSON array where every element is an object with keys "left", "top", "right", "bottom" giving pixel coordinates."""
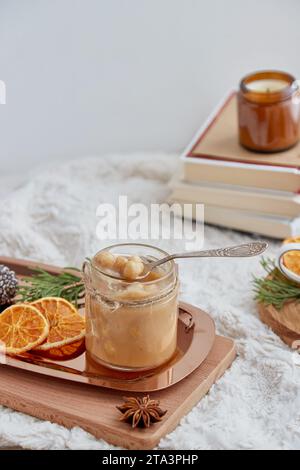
[{"left": 83, "top": 244, "right": 179, "bottom": 371}]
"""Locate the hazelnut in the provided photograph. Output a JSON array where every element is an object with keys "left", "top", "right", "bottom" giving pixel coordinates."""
[
  {"left": 114, "top": 256, "right": 128, "bottom": 273},
  {"left": 96, "top": 251, "right": 115, "bottom": 269},
  {"left": 123, "top": 260, "right": 144, "bottom": 281}
]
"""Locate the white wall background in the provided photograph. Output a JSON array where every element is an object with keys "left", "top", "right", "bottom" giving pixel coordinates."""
[{"left": 1, "top": 0, "right": 300, "bottom": 174}]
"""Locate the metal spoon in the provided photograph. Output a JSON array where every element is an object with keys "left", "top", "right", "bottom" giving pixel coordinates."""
[{"left": 135, "top": 241, "right": 268, "bottom": 280}]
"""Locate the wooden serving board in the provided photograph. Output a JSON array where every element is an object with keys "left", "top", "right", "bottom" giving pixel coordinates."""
[
  {"left": 0, "top": 256, "right": 236, "bottom": 449},
  {"left": 259, "top": 301, "right": 300, "bottom": 348},
  {"left": 0, "top": 335, "right": 235, "bottom": 450}
]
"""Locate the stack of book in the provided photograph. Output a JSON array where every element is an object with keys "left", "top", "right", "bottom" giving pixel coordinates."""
[{"left": 169, "top": 92, "right": 300, "bottom": 238}]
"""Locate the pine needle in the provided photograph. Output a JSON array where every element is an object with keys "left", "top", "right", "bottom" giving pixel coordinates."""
[
  {"left": 253, "top": 257, "right": 300, "bottom": 309},
  {"left": 17, "top": 267, "right": 85, "bottom": 307}
]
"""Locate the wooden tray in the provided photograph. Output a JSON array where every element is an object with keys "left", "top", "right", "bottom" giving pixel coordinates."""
[{"left": 0, "top": 257, "right": 236, "bottom": 449}]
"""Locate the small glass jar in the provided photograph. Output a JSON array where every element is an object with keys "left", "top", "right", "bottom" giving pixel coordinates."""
[
  {"left": 238, "top": 70, "right": 300, "bottom": 152},
  {"left": 83, "top": 244, "right": 179, "bottom": 371}
]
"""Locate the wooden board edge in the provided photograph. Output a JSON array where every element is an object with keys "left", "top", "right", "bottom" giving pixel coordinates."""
[{"left": 258, "top": 303, "right": 300, "bottom": 347}]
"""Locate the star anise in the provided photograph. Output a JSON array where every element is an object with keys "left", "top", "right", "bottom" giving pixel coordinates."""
[{"left": 116, "top": 395, "right": 167, "bottom": 428}]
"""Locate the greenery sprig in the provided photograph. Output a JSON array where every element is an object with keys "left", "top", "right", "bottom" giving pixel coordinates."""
[
  {"left": 17, "top": 267, "right": 85, "bottom": 307},
  {"left": 253, "top": 257, "right": 300, "bottom": 310}
]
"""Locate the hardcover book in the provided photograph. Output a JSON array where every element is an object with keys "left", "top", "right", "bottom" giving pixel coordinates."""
[
  {"left": 168, "top": 199, "right": 300, "bottom": 239},
  {"left": 169, "top": 176, "right": 300, "bottom": 218}
]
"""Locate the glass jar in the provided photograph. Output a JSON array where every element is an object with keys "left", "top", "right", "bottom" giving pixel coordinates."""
[
  {"left": 83, "top": 244, "right": 179, "bottom": 371},
  {"left": 238, "top": 70, "right": 300, "bottom": 152}
]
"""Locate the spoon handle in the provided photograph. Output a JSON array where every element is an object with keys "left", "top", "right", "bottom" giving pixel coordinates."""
[{"left": 154, "top": 242, "right": 268, "bottom": 266}]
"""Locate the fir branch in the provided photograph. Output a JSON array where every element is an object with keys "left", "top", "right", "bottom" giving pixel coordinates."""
[
  {"left": 17, "top": 267, "right": 85, "bottom": 307},
  {"left": 253, "top": 257, "right": 300, "bottom": 309}
]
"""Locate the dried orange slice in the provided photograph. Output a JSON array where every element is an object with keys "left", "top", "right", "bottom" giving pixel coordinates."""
[
  {"left": 32, "top": 339, "right": 86, "bottom": 361},
  {"left": 0, "top": 304, "right": 49, "bottom": 355},
  {"left": 283, "top": 237, "right": 300, "bottom": 275},
  {"left": 31, "top": 297, "right": 85, "bottom": 351}
]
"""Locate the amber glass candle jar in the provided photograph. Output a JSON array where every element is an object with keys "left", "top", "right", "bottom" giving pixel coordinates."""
[{"left": 238, "top": 70, "right": 300, "bottom": 152}]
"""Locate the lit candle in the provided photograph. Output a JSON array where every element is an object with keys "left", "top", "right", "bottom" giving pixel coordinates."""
[
  {"left": 238, "top": 70, "right": 300, "bottom": 152},
  {"left": 245, "top": 78, "right": 289, "bottom": 93}
]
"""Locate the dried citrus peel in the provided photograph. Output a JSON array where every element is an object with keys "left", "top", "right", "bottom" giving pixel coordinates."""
[{"left": 0, "top": 304, "right": 49, "bottom": 355}]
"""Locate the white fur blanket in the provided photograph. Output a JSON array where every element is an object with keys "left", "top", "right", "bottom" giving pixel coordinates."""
[{"left": 0, "top": 153, "right": 299, "bottom": 450}]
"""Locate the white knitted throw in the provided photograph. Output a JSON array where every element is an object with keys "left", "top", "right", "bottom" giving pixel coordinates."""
[{"left": 0, "top": 153, "right": 299, "bottom": 450}]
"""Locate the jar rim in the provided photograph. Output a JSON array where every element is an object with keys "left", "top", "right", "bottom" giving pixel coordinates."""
[
  {"left": 240, "top": 70, "right": 298, "bottom": 103},
  {"left": 90, "top": 243, "right": 175, "bottom": 285}
]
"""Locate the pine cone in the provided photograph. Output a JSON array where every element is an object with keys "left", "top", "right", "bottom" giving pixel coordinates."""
[{"left": 0, "top": 265, "right": 18, "bottom": 306}]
